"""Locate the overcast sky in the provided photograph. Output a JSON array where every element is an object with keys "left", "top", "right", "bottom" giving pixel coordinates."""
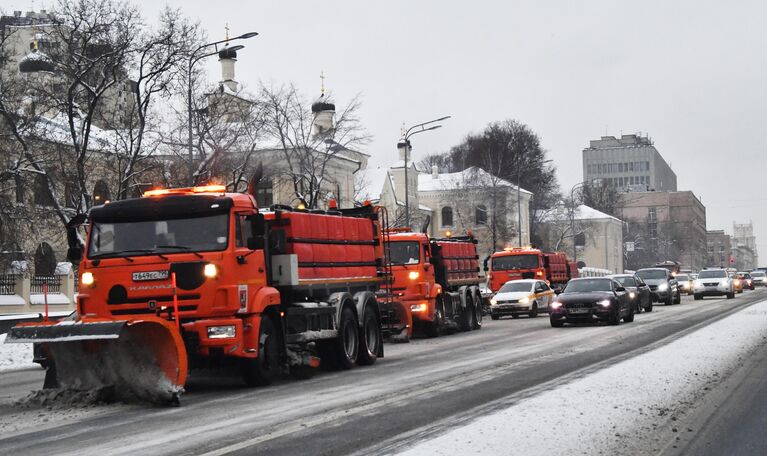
[{"left": 14, "top": 0, "right": 767, "bottom": 257}]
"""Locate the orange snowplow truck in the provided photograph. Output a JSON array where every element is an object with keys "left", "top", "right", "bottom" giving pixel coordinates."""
[
  {"left": 486, "top": 248, "right": 578, "bottom": 293},
  {"left": 387, "top": 230, "right": 483, "bottom": 338},
  {"left": 5, "top": 185, "right": 390, "bottom": 404}
]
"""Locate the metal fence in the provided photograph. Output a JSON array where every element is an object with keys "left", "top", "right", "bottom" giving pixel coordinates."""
[
  {"left": 0, "top": 274, "right": 19, "bottom": 295},
  {"left": 30, "top": 275, "right": 62, "bottom": 294}
]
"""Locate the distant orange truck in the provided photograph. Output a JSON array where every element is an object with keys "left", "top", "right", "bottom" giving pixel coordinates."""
[{"left": 486, "top": 248, "right": 579, "bottom": 293}]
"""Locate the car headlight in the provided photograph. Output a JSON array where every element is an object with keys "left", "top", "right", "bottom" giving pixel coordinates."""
[
  {"left": 658, "top": 283, "right": 669, "bottom": 292},
  {"left": 599, "top": 299, "right": 612, "bottom": 307},
  {"left": 410, "top": 303, "right": 428, "bottom": 312},
  {"left": 81, "top": 271, "right": 94, "bottom": 286},
  {"left": 490, "top": 298, "right": 497, "bottom": 305},
  {"left": 519, "top": 296, "right": 531, "bottom": 304},
  {"left": 551, "top": 301, "right": 563, "bottom": 310},
  {"left": 629, "top": 292, "right": 636, "bottom": 299},
  {"left": 207, "top": 325, "right": 236, "bottom": 339},
  {"left": 734, "top": 279, "right": 741, "bottom": 286},
  {"left": 721, "top": 280, "right": 729, "bottom": 287},
  {"left": 204, "top": 263, "right": 218, "bottom": 278}
]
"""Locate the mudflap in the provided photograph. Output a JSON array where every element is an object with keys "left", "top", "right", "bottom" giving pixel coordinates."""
[
  {"left": 378, "top": 300, "right": 410, "bottom": 343},
  {"left": 7, "top": 318, "right": 188, "bottom": 404}
]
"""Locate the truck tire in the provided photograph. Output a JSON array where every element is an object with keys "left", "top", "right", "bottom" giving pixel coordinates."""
[
  {"left": 357, "top": 305, "right": 380, "bottom": 366},
  {"left": 242, "top": 314, "right": 281, "bottom": 386},
  {"left": 334, "top": 306, "right": 360, "bottom": 369},
  {"left": 459, "top": 302, "right": 473, "bottom": 332},
  {"left": 423, "top": 304, "right": 443, "bottom": 338},
  {"left": 472, "top": 291, "right": 483, "bottom": 330}
]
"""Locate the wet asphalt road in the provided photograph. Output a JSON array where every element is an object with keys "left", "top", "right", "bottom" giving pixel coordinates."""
[{"left": 0, "top": 290, "right": 765, "bottom": 456}]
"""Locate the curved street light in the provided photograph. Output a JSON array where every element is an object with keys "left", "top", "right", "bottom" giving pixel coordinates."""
[
  {"left": 186, "top": 32, "right": 258, "bottom": 183},
  {"left": 400, "top": 116, "right": 451, "bottom": 228}
]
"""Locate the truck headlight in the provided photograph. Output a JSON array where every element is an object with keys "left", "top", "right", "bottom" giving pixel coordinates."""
[
  {"left": 207, "top": 325, "right": 236, "bottom": 339},
  {"left": 657, "top": 283, "right": 669, "bottom": 292},
  {"left": 408, "top": 271, "right": 420, "bottom": 280},
  {"left": 204, "top": 263, "right": 218, "bottom": 278},
  {"left": 81, "top": 272, "right": 94, "bottom": 286},
  {"left": 410, "top": 303, "right": 428, "bottom": 312}
]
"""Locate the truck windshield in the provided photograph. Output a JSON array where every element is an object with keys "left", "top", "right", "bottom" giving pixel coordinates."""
[
  {"left": 492, "top": 254, "right": 538, "bottom": 270},
  {"left": 88, "top": 213, "right": 229, "bottom": 258},
  {"left": 636, "top": 269, "right": 667, "bottom": 280},
  {"left": 389, "top": 241, "right": 420, "bottom": 265},
  {"left": 564, "top": 279, "right": 613, "bottom": 293}
]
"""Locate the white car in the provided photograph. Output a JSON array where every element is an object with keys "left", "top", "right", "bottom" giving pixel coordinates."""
[
  {"left": 693, "top": 269, "right": 735, "bottom": 300},
  {"left": 751, "top": 271, "right": 767, "bottom": 287},
  {"left": 490, "top": 279, "right": 555, "bottom": 319}
]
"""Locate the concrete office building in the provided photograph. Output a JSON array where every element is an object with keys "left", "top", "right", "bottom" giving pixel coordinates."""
[{"left": 582, "top": 134, "right": 677, "bottom": 192}]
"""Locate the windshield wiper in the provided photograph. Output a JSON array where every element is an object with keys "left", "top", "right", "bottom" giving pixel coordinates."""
[
  {"left": 156, "top": 245, "right": 204, "bottom": 259},
  {"left": 90, "top": 249, "right": 169, "bottom": 261}
]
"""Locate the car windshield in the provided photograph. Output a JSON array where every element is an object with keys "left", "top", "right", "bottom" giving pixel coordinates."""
[
  {"left": 698, "top": 270, "right": 727, "bottom": 279},
  {"left": 499, "top": 282, "right": 534, "bottom": 293},
  {"left": 676, "top": 274, "right": 690, "bottom": 281},
  {"left": 492, "top": 254, "right": 538, "bottom": 270},
  {"left": 636, "top": 269, "right": 667, "bottom": 280},
  {"left": 564, "top": 279, "right": 613, "bottom": 293},
  {"left": 388, "top": 241, "right": 420, "bottom": 265},
  {"left": 88, "top": 213, "right": 229, "bottom": 258},
  {"left": 613, "top": 276, "right": 636, "bottom": 287}
]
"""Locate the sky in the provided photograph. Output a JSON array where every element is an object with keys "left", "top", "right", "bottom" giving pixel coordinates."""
[{"left": 11, "top": 0, "right": 767, "bottom": 256}]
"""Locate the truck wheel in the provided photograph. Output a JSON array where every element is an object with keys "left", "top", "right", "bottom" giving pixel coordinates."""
[
  {"left": 529, "top": 302, "right": 539, "bottom": 318},
  {"left": 242, "top": 314, "right": 281, "bottom": 386},
  {"left": 472, "top": 293, "right": 483, "bottom": 329},
  {"left": 357, "top": 305, "right": 380, "bottom": 366},
  {"left": 424, "top": 302, "right": 443, "bottom": 338},
  {"left": 335, "top": 307, "right": 359, "bottom": 369},
  {"left": 459, "top": 303, "right": 474, "bottom": 332}
]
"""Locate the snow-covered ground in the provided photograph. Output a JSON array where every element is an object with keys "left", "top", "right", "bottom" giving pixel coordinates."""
[
  {"left": 398, "top": 299, "right": 767, "bottom": 456},
  {"left": 0, "top": 333, "right": 37, "bottom": 372}
]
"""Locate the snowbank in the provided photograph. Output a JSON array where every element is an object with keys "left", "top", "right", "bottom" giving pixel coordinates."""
[
  {"left": 0, "top": 333, "right": 36, "bottom": 372},
  {"left": 398, "top": 299, "right": 767, "bottom": 456}
]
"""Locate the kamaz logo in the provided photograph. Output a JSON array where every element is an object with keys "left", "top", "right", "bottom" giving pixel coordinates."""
[{"left": 128, "top": 284, "right": 173, "bottom": 291}]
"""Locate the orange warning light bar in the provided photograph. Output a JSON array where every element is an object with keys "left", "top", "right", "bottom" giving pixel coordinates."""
[{"left": 143, "top": 185, "right": 227, "bottom": 197}]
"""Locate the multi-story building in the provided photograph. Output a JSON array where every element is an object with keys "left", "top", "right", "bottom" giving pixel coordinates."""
[
  {"left": 706, "top": 230, "right": 732, "bottom": 268},
  {"left": 731, "top": 222, "right": 758, "bottom": 270},
  {"left": 619, "top": 191, "right": 706, "bottom": 271},
  {"left": 582, "top": 134, "right": 677, "bottom": 192}
]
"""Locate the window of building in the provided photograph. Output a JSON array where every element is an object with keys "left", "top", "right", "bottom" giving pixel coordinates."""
[
  {"left": 255, "top": 178, "right": 273, "bottom": 208},
  {"left": 34, "top": 174, "right": 54, "bottom": 206},
  {"left": 618, "top": 163, "right": 624, "bottom": 173},
  {"left": 629, "top": 162, "right": 634, "bottom": 172},
  {"left": 475, "top": 205, "right": 487, "bottom": 225},
  {"left": 441, "top": 206, "right": 453, "bottom": 227},
  {"left": 644, "top": 161, "right": 650, "bottom": 171},
  {"left": 648, "top": 207, "right": 657, "bottom": 223}
]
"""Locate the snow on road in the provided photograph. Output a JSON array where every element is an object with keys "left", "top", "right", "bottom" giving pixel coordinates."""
[
  {"left": 0, "top": 333, "right": 36, "bottom": 372},
  {"left": 398, "top": 299, "right": 767, "bottom": 456}
]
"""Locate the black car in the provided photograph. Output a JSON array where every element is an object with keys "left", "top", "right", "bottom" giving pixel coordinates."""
[
  {"left": 636, "top": 268, "right": 680, "bottom": 305},
  {"left": 549, "top": 278, "right": 634, "bottom": 327},
  {"left": 610, "top": 274, "right": 653, "bottom": 313}
]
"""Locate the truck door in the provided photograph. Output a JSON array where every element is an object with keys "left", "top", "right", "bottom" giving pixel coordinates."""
[{"left": 234, "top": 212, "right": 267, "bottom": 311}]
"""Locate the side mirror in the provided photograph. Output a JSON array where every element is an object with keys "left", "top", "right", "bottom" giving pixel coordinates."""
[
  {"left": 423, "top": 263, "right": 431, "bottom": 271},
  {"left": 248, "top": 213, "right": 265, "bottom": 237},
  {"left": 247, "top": 237, "right": 265, "bottom": 250},
  {"left": 615, "top": 286, "right": 626, "bottom": 292}
]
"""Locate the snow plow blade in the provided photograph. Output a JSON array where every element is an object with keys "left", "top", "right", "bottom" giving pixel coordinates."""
[{"left": 6, "top": 318, "right": 188, "bottom": 404}]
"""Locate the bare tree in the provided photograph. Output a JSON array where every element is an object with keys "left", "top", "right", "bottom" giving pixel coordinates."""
[{"left": 260, "top": 84, "right": 369, "bottom": 208}]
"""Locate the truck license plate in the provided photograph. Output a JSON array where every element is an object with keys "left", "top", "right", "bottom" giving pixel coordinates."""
[{"left": 132, "top": 270, "right": 169, "bottom": 281}]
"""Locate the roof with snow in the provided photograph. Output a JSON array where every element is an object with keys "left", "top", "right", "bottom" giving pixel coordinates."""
[
  {"left": 539, "top": 204, "right": 622, "bottom": 223},
  {"left": 418, "top": 166, "right": 532, "bottom": 195},
  {"left": 358, "top": 165, "right": 393, "bottom": 202}
]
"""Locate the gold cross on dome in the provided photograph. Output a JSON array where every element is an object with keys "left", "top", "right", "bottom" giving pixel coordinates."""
[{"left": 320, "top": 71, "right": 326, "bottom": 97}]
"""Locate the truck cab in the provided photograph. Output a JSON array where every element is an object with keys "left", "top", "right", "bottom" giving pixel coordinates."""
[
  {"left": 388, "top": 231, "right": 482, "bottom": 338},
  {"left": 487, "top": 248, "right": 545, "bottom": 292}
]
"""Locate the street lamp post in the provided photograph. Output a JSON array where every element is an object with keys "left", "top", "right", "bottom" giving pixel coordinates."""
[
  {"left": 401, "top": 116, "right": 450, "bottom": 228},
  {"left": 516, "top": 158, "right": 552, "bottom": 247},
  {"left": 186, "top": 32, "right": 258, "bottom": 184},
  {"left": 568, "top": 179, "right": 595, "bottom": 262}
]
